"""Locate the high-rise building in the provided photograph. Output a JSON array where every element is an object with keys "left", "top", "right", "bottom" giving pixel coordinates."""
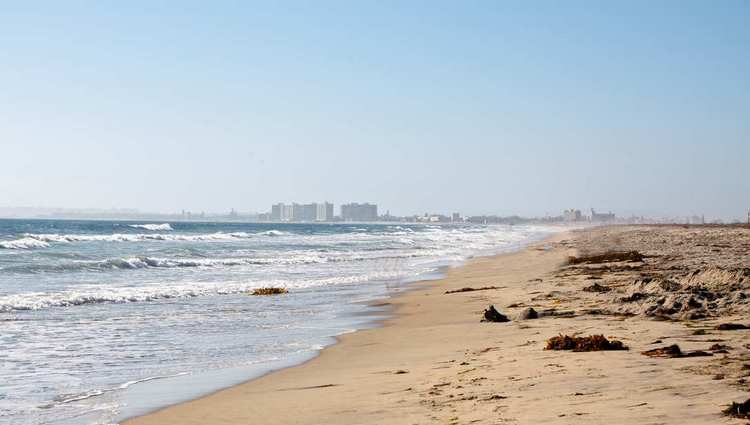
[
  {"left": 563, "top": 209, "right": 582, "bottom": 222},
  {"left": 270, "top": 202, "right": 334, "bottom": 222},
  {"left": 316, "top": 202, "right": 334, "bottom": 221},
  {"left": 341, "top": 203, "right": 378, "bottom": 222},
  {"left": 281, "top": 204, "right": 294, "bottom": 221},
  {"left": 271, "top": 204, "right": 282, "bottom": 221},
  {"left": 590, "top": 208, "right": 615, "bottom": 222}
]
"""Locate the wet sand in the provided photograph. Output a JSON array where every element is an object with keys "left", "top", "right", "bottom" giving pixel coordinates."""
[{"left": 125, "top": 226, "right": 750, "bottom": 424}]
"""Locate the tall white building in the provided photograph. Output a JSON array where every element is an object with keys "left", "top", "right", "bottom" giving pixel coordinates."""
[
  {"left": 315, "top": 202, "right": 334, "bottom": 221},
  {"left": 270, "top": 202, "right": 334, "bottom": 222}
]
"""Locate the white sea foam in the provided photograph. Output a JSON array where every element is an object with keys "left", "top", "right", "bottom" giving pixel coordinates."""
[
  {"left": 3, "top": 249, "right": 434, "bottom": 274},
  {"left": 0, "top": 237, "right": 51, "bottom": 249},
  {"left": 24, "top": 232, "right": 255, "bottom": 243},
  {"left": 129, "top": 223, "right": 173, "bottom": 231},
  {"left": 95, "top": 255, "right": 328, "bottom": 270},
  {"left": 258, "top": 230, "right": 288, "bottom": 236},
  {"left": 50, "top": 372, "right": 190, "bottom": 405},
  {"left": 1, "top": 230, "right": 290, "bottom": 249},
  {"left": 0, "top": 269, "right": 413, "bottom": 312}
]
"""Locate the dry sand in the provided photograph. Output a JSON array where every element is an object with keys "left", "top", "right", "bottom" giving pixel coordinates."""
[{"left": 125, "top": 226, "right": 750, "bottom": 424}]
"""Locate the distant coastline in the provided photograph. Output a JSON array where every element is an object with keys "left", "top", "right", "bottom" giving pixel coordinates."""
[{"left": 0, "top": 206, "right": 697, "bottom": 226}]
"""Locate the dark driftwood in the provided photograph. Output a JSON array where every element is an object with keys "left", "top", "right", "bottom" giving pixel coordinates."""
[
  {"left": 482, "top": 305, "right": 509, "bottom": 323},
  {"left": 445, "top": 286, "right": 501, "bottom": 294},
  {"left": 716, "top": 323, "right": 749, "bottom": 330},
  {"left": 724, "top": 399, "right": 750, "bottom": 419}
]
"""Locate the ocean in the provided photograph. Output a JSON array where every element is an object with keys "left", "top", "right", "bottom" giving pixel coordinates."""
[{"left": 0, "top": 219, "right": 556, "bottom": 424}]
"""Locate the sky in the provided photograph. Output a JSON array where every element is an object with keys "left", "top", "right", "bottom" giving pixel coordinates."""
[{"left": 1, "top": 1, "right": 748, "bottom": 219}]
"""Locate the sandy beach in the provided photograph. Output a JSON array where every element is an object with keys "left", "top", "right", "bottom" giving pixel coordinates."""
[{"left": 125, "top": 225, "right": 750, "bottom": 424}]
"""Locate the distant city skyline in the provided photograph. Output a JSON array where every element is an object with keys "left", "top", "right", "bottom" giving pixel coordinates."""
[
  {"left": 1, "top": 2, "right": 748, "bottom": 219},
  {"left": 1, "top": 203, "right": 747, "bottom": 225}
]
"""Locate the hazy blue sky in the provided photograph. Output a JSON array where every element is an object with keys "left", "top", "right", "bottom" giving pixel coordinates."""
[{"left": 1, "top": 1, "right": 748, "bottom": 218}]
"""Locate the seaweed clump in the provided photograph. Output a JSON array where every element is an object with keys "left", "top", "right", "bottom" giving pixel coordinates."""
[
  {"left": 545, "top": 334, "right": 628, "bottom": 352},
  {"left": 567, "top": 251, "right": 644, "bottom": 265},
  {"left": 251, "top": 287, "right": 288, "bottom": 296},
  {"left": 583, "top": 283, "right": 612, "bottom": 293}
]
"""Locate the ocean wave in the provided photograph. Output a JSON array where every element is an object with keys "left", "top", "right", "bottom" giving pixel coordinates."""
[
  {"left": 3, "top": 256, "right": 301, "bottom": 273},
  {"left": 2, "top": 226, "right": 514, "bottom": 251},
  {"left": 23, "top": 232, "right": 255, "bottom": 243},
  {"left": 129, "top": 223, "right": 173, "bottom": 231},
  {"left": 0, "top": 286, "right": 222, "bottom": 311},
  {"left": 0, "top": 238, "right": 51, "bottom": 249},
  {"left": 258, "top": 230, "right": 288, "bottom": 236},
  {"left": 1, "top": 230, "right": 290, "bottom": 249},
  {"left": 100, "top": 257, "right": 220, "bottom": 269},
  {"left": 0, "top": 270, "right": 412, "bottom": 312},
  {"left": 95, "top": 255, "right": 329, "bottom": 269},
  {"left": 5, "top": 250, "right": 432, "bottom": 274}
]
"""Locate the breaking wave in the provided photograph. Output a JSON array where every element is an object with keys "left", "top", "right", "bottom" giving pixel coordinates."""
[
  {"left": 0, "top": 230, "right": 291, "bottom": 249},
  {"left": 0, "top": 270, "right": 410, "bottom": 312},
  {"left": 258, "top": 230, "right": 287, "bottom": 236},
  {"left": 0, "top": 238, "right": 51, "bottom": 250},
  {"left": 5, "top": 251, "right": 431, "bottom": 274},
  {"left": 87, "top": 255, "right": 330, "bottom": 270},
  {"left": 129, "top": 223, "right": 173, "bottom": 231}
]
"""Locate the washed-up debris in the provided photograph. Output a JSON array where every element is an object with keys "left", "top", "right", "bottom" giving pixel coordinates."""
[
  {"left": 641, "top": 344, "right": 712, "bottom": 358},
  {"left": 620, "top": 292, "right": 648, "bottom": 302},
  {"left": 641, "top": 344, "right": 682, "bottom": 357},
  {"left": 583, "top": 283, "right": 611, "bottom": 293},
  {"left": 716, "top": 323, "right": 749, "bottom": 330},
  {"left": 679, "top": 347, "right": 714, "bottom": 357},
  {"left": 445, "top": 286, "right": 500, "bottom": 294},
  {"left": 709, "top": 343, "right": 730, "bottom": 353},
  {"left": 567, "top": 251, "right": 644, "bottom": 265},
  {"left": 483, "top": 394, "right": 507, "bottom": 401},
  {"left": 518, "top": 307, "right": 538, "bottom": 320},
  {"left": 482, "top": 305, "right": 510, "bottom": 322},
  {"left": 723, "top": 399, "right": 750, "bottom": 419},
  {"left": 538, "top": 308, "right": 576, "bottom": 318},
  {"left": 250, "top": 287, "right": 288, "bottom": 296},
  {"left": 545, "top": 334, "right": 627, "bottom": 352}
]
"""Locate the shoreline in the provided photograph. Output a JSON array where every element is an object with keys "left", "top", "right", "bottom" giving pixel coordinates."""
[
  {"left": 122, "top": 232, "right": 569, "bottom": 424},
  {"left": 125, "top": 225, "right": 750, "bottom": 424},
  {"left": 119, "top": 230, "right": 559, "bottom": 423}
]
